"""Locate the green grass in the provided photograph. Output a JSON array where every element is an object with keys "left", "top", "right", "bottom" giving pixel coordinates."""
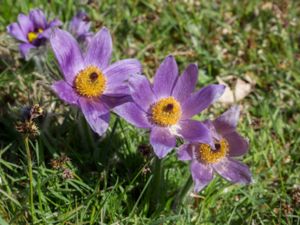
[{"left": 1, "top": 0, "right": 300, "bottom": 224}]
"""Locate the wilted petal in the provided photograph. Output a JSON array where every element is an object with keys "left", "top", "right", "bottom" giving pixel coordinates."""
[
  {"left": 7, "top": 23, "right": 27, "bottom": 42},
  {"left": 114, "top": 102, "right": 151, "bottom": 128},
  {"left": 224, "top": 131, "right": 249, "bottom": 157},
  {"left": 150, "top": 127, "right": 176, "bottom": 158},
  {"left": 79, "top": 99, "right": 110, "bottom": 136},
  {"left": 172, "top": 64, "right": 198, "bottom": 103},
  {"left": 128, "top": 75, "right": 156, "bottom": 112},
  {"left": 213, "top": 158, "right": 252, "bottom": 184},
  {"left": 50, "top": 29, "right": 84, "bottom": 84},
  {"left": 17, "top": 14, "right": 34, "bottom": 35},
  {"left": 84, "top": 27, "right": 112, "bottom": 70},
  {"left": 182, "top": 84, "right": 225, "bottom": 119},
  {"left": 178, "top": 120, "right": 213, "bottom": 146},
  {"left": 190, "top": 160, "right": 213, "bottom": 192},
  {"left": 153, "top": 55, "right": 178, "bottom": 98},
  {"left": 29, "top": 9, "right": 47, "bottom": 29},
  {"left": 51, "top": 80, "right": 79, "bottom": 105},
  {"left": 214, "top": 105, "right": 240, "bottom": 134},
  {"left": 104, "top": 59, "right": 142, "bottom": 95},
  {"left": 177, "top": 144, "right": 194, "bottom": 161},
  {"left": 19, "top": 43, "right": 35, "bottom": 58}
]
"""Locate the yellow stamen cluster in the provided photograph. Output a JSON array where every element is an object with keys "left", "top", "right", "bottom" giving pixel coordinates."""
[
  {"left": 27, "top": 28, "right": 43, "bottom": 43},
  {"left": 197, "top": 139, "right": 229, "bottom": 164},
  {"left": 74, "top": 65, "right": 106, "bottom": 98},
  {"left": 150, "top": 97, "right": 182, "bottom": 126}
]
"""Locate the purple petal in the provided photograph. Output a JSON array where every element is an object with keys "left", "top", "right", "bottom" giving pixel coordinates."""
[
  {"left": 50, "top": 29, "right": 84, "bottom": 84},
  {"left": 19, "top": 43, "right": 35, "bottom": 58},
  {"left": 51, "top": 80, "right": 79, "bottom": 105},
  {"left": 113, "top": 102, "right": 151, "bottom": 128},
  {"left": 177, "top": 144, "right": 194, "bottom": 161},
  {"left": 224, "top": 131, "right": 249, "bottom": 157},
  {"left": 213, "top": 105, "right": 240, "bottom": 135},
  {"left": 69, "top": 12, "right": 90, "bottom": 36},
  {"left": 172, "top": 64, "right": 198, "bottom": 103},
  {"left": 101, "top": 94, "right": 132, "bottom": 109},
  {"left": 202, "top": 120, "right": 222, "bottom": 141},
  {"left": 182, "top": 84, "right": 225, "bottom": 119},
  {"left": 84, "top": 27, "right": 112, "bottom": 70},
  {"left": 48, "top": 18, "right": 62, "bottom": 28},
  {"left": 17, "top": 14, "right": 34, "bottom": 35},
  {"left": 87, "top": 98, "right": 111, "bottom": 115},
  {"left": 104, "top": 59, "right": 142, "bottom": 95},
  {"left": 108, "top": 84, "right": 130, "bottom": 96},
  {"left": 150, "top": 127, "right": 176, "bottom": 158},
  {"left": 178, "top": 120, "right": 213, "bottom": 146},
  {"left": 78, "top": 23, "right": 90, "bottom": 37},
  {"left": 79, "top": 99, "right": 110, "bottom": 136},
  {"left": 75, "top": 11, "right": 88, "bottom": 20},
  {"left": 153, "top": 55, "right": 178, "bottom": 98},
  {"left": 29, "top": 9, "right": 47, "bottom": 29},
  {"left": 74, "top": 21, "right": 91, "bottom": 38},
  {"left": 190, "top": 160, "right": 213, "bottom": 192},
  {"left": 39, "top": 27, "right": 52, "bottom": 39},
  {"left": 7, "top": 23, "right": 27, "bottom": 42},
  {"left": 213, "top": 158, "right": 252, "bottom": 184},
  {"left": 41, "top": 19, "right": 62, "bottom": 39},
  {"left": 128, "top": 74, "right": 156, "bottom": 112},
  {"left": 78, "top": 32, "right": 93, "bottom": 45}
]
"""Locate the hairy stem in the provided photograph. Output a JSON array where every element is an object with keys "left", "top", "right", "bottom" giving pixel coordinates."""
[
  {"left": 24, "top": 136, "right": 36, "bottom": 222},
  {"left": 172, "top": 175, "right": 193, "bottom": 211}
]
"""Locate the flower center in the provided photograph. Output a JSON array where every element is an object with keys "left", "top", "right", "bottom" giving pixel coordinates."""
[
  {"left": 74, "top": 65, "right": 106, "bottom": 98},
  {"left": 150, "top": 97, "right": 182, "bottom": 126},
  {"left": 197, "top": 138, "right": 229, "bottom": 164},
  {"left": 27, "top": 28, "right": 43, "bottom": 43}
]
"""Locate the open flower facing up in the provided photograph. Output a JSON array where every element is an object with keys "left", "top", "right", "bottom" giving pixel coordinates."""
[
  {"left": 50, "top": 28, "right": 142, "bottom": 136},
  {"left": 114, "top": 56, "right": 225, "bottom": 158},
  {"left": 69, "top": 11, "right": 93, "bottom": 46},
  {"left": 7, "top": 9, "right": 61, "bottom": 58},
  {"left": 177, "top": 106, "right": 252, "bottom": 192}
]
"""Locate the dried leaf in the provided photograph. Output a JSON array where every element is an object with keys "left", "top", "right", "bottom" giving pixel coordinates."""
[{"left": 217, "top": 75, "right": 254, "bottom": 104}]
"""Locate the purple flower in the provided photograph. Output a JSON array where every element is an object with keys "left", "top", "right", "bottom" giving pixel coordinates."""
[
  {"left": 50, "top": 28, "right": 142, "bottom": 136},
  {"left": 177, "top": 106, "right": 252, "bottom": 192},
  {"left": 6, "top": 9, "right": 62, "bottom": 58},
  {"left": 69, "top": 11, "right": 93, "bottom": 45},
  {"left": 114, "top": 56, "right": 225, "bottom": 158}
]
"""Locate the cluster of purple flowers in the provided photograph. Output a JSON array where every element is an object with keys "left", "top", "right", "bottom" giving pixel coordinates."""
[
  {"left": 7, "top": 9, "right": 91, "bottom": 58},
  {"left": 7, "top": 9, "right": 251, "bottom": 192}
]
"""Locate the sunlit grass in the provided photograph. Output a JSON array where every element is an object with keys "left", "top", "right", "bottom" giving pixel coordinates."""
[{"left": 0, "top": 0, "right": 300, "bottom": 224}]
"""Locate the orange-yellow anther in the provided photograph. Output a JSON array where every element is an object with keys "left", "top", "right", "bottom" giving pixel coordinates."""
[
  {"left": 74, "top": 65, "right": 106, "bottom": 98},
  {"left": 197, "top": 139, "right": 229, "bottom": 164},
  {"left": 27, "top": 29, "right": 43, "bottom": 43},
  {"left": 151, "top": 97, "right": 181, "bottom": 126}
]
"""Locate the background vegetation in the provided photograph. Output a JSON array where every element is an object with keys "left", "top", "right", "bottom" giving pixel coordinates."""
[{"left": 0, "top": 0, "right": 300, "bottom": 224}]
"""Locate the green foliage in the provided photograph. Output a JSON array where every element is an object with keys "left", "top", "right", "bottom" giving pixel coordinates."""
[{"left": 0, "top": 0, "right": 300, "bottom": 224}]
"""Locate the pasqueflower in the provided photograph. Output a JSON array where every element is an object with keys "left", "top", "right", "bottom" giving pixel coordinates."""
[
  {"left": 69, "top": 11, "right": 92, "bottom": 45},
  {"left": 177, "top": 106, "right": 252, "bottom": 192},
  {"left": 50, "top": 28, "right": 142, "bottom": 135},
  {"left": 7, "top": 9, "right": 61, "bottom": 58},
  {"left": 114, "top": 56, "right": 225, "bottom": 158}
]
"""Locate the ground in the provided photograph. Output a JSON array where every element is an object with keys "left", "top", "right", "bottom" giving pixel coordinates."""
[{"left": 0, "top": 0, "right": 300, "bottom": 224}]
